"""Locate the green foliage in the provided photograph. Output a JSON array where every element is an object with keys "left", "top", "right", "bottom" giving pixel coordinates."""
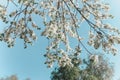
[
  {"left": 51, "top": 66, "right": 80, "bottom": 80},
  {"left": 80, "top": 55, "right": 114, "bottom": 80},
  {"left": 51, "top": 52, "right": 81, "bottom": 80},
  {"left": 51, "top": 55, "right": 114, "bottom": 80}
]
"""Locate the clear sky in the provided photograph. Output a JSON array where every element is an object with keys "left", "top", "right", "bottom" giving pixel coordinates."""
[{"left": 0, "top": 0, "right": 120, "bottom": 80}]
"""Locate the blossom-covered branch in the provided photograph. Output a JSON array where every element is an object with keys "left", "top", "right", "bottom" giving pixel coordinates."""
[{"left": 0, "top": 0, "right": 120, "bottom": 67}]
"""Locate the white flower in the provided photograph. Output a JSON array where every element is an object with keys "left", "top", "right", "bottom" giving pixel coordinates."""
[
  {"left": 111, "top": 47, "right": 117, "bottom": 55},
  {"left": 89, "top": 31, "right": 94, "bottom": 38},
  {"left": 95, "top": 20, "right": 102, "bottom": 27},
  {"left": 103, "top": 23, "right": 111, "bottom": 29},
  {"left": 90, "top": 54, "right": 99, "bottom": 64},
  {"left": 88, "top": 39, "right": 94, "bottom": 46}
]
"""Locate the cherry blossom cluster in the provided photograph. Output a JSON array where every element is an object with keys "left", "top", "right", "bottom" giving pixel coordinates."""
[
  {"left": 0, "top": 0, "right": 40, "bottom": 48},
  {"left": 0, "top": 0, "right": 120, "bottom": 67}
]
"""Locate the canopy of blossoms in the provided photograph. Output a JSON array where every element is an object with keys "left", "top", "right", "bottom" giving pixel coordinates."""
[{"left": 0, "top": 0, "right": 120, "bottom": 68}]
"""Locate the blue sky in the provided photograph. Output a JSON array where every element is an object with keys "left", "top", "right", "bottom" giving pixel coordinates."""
[
  {"left": 105, "top": 0, "right": 120, "bottom": 80},
  {"left": 0, "top": 0, "right": 120, "bottom": 80}
]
